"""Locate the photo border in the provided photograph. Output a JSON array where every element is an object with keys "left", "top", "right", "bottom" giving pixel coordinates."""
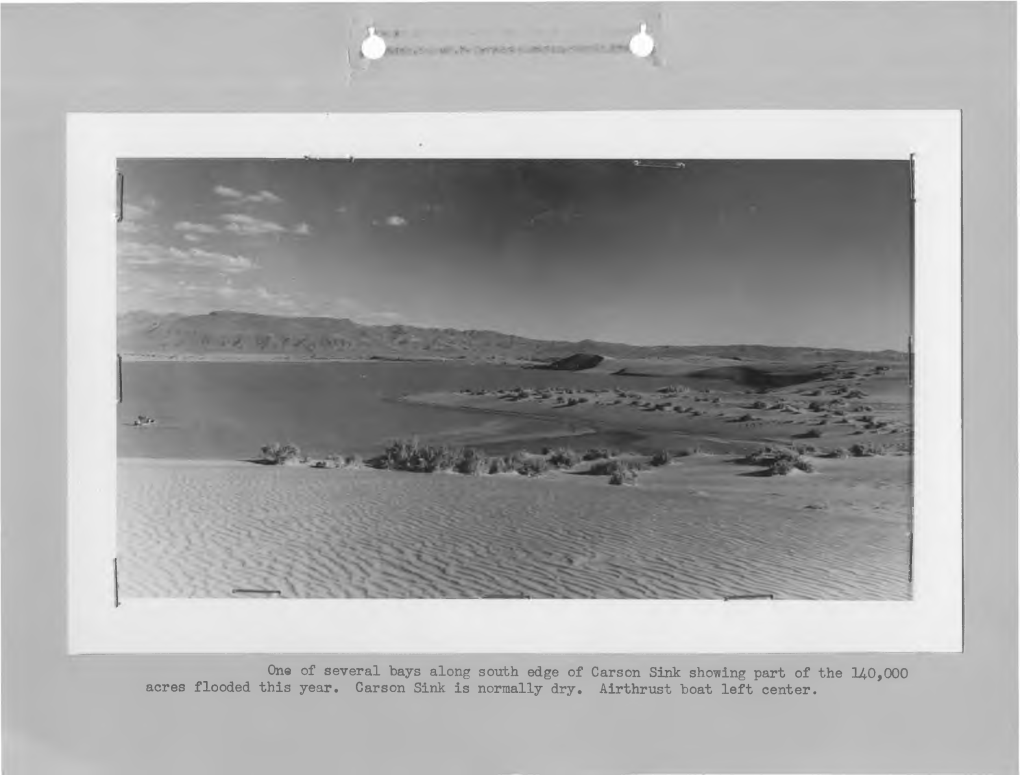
[{"left": 67, "top": 111, "right": 962, "bottom": 654}]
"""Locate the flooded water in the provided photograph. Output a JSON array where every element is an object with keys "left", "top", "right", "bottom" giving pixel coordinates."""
[{"left": 117, "top": 360, "right": 680, "bottom": 460}]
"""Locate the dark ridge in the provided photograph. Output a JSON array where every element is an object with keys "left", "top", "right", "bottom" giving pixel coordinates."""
[
  {"left": 686, "top": 365, "right": 826, "bottom": 388},
  {"left": 536, "top": 353, "right": 605, "bottom": 372}
]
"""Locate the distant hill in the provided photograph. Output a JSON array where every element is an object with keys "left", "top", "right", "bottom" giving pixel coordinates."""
[
  {"left": 539, "top": 354, "right": 606, "bottom": 371},
  {"left": 118, "top": 310, "right": 908, "bottom": 364}
]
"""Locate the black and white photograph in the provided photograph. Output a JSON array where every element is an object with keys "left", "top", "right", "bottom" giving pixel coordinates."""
[
  {"left": 114, "top": 155, "right": 915, "bottom": 601},
  {"left": 9, "top": 4, "right": 1014, "bottom": 774}
]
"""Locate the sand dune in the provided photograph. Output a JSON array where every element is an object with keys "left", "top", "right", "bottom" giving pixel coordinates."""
[{"left": 117, "top": 456, "right": 909, "bottom": 600}]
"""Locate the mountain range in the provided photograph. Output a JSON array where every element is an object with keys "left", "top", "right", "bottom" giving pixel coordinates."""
[{"left": 117, "top": 310, "right": 908, "bottom": 364}]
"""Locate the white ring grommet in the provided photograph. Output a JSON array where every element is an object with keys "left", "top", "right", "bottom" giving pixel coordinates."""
[
  {"left": 629, "top": 23, "right": 655, "bottom": 58},
  {"left": 361, "top": 26, "right": 387, "bottom": 61}
]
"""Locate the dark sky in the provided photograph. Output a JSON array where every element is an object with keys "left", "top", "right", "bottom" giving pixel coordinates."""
[{"left": 118, "top": 157, "right": 912, "bottom": 350}]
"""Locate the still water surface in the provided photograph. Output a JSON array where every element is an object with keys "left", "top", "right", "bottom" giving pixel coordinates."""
[{"left": 117, "top": 361, "right": 680, "bottom": 460}]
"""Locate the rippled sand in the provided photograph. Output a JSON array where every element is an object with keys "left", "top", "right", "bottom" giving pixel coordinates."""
[{"left": 117, "top": 456, "right": 910, "bottom": 600}]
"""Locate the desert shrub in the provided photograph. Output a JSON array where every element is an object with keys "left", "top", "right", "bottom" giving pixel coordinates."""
[
  {"left": 344, "top": 454, "right": 363, "bottom": 468},
  {"left": 767, "top": 459, "right": 795, "bottom": 476},
  {"left": 826, "top": 447, "right": 850, "bottom": 459},
  {"left": 850, "top": 441, "right": 885, "bottom": 457},
  {"left": 419, "top": 444, "right": 460, "bottom": 473},
  {"left": 547, "top": 447, "right": 582, "bottom": 468},
  {"left": 609, "top": 468, "right": 639, "bottom": 486},
  {"left": 488, "top": 455, "right": 516, "bottom": 475},
  {"left": 808, "top": 401, "right": 826, "bottom": 412},
  {"left": 793, "top": 443, "right": 819, "bottom": 456},
  {"left": 649, "top": 450, "right": 672, "bottom": 467},
  {"left": 737, "top": 413, "right": 755, "bottom": 422},
  {"left": 260, "top": 442, "right": 303, "bottom": 465},
  {"left": 324, "top": 453, "right": 346, "bottom": 468},
  {"left": 587, "top": 458, "right": 617, "bottom": 476},
  {"left": 516, "top": 456, "right": 550, "bottom": 477},
  {"left": 583, "top": 448, "right": 613, "bottom": 461},
  {"left": 455, "top": 447, "right": 488, "bottom": 476},
  {"left": 744, "top": 445, "right": 799, "bottom": 466},
  {"left": 762, "top": 453, "right": 813, "bottom": 475},
  {"left": 751, "top": 400, "right": 769, "bottom": 410},
  {"left": 378, "top": 438, "right": 414, "bottom": 469},
  {"left": 379, "top": 438, "right": 460, "bottom": 473},
  {"left": 802, "top": 428, "right": 823, "bottom": 438},
  {"left": 588, "top": 458, "right": 647, "bottom": 476},
  {"left": 674, "top": 446, "right": 703, "bottom": 457}
]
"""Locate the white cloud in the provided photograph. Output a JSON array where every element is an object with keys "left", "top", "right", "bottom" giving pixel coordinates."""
[
  {"left": 174, "top": 221, "right": 220, "bottom": 234},
  {"left": 220, "top": 213, "right": 290, "bottom": 236},
  {"left": 120, "top": 272, "right": 410, "bottom": 325},
  {"left": 188, "top": 248, "right": 255, "bottom": 272},
  {"left": 117, "top": 220, "right": 145, "bottom": 234},
  {"left": 122, "top": 203, "right": 150, "bottom": 221},
  {"left": 213, "top": 185, "right": 245, "bottom": 199},
  {"left": 220, "top": 213, "right": 311, "bottom": 237},
  {"left": 384, "top": 215, "right": 408, "bottom": 227},
  {"left": 214, "top": 185, "right": 283, "bottom": 204},
  {"left": 119, "top": 272, "right": 279, "bottom": 316},
  {"left": 118, "top": 241, "right": 255, "bottom": 273},
  {"left": 182, "top": 233, "right": 203, "bottom": 243},
  {"left": 119, "top": 196, "right": 158, "bottom": 234},
  {"left": 249, "top": 189, "right": 283, "bottom": 204},
  {"left": 358, "top": 310, "right": 407, "bottom": 324},
  {"left": 213, "top": 283, "right": 301, "bottom": 313}
]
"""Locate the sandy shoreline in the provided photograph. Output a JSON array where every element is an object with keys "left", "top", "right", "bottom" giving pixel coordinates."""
[{"left": 117, "top": 456, "right": 910, "bottom": 600}]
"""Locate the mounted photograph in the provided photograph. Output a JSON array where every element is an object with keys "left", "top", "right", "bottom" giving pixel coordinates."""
[
  {"left": 115, "top": 156, "right": 914, "bottom": 601},
  {"left": 68, "top": 112, "right": 961, "bottom": 653}
]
